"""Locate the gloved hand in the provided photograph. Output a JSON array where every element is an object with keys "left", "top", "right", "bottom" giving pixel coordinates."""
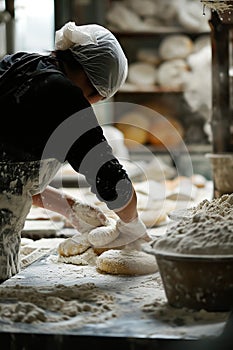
[
  {"left": 96, "top": 216, "right": 152, "bottom": 249},
  {"left": 66, "top": 200, "right": 109, "bottom": 234}
]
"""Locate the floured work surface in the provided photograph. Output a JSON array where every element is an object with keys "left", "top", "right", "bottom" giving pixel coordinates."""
[{"left": 0, "top": 239, "right": 229, "bottom": 341}]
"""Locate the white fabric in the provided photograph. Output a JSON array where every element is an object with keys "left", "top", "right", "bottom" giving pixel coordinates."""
[{"left": 102, "top": 216, "right": 149, "bottom": 249}]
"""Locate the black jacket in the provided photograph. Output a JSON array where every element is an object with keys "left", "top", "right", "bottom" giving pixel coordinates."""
[{"left": 0, "top": 52, "right": 132, "bottom": 210}]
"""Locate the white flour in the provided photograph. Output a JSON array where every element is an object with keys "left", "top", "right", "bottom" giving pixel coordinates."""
[
  {"left": 0, "top": 282, "right": 117, "bottom": 327},
  {"left": 0, "top": 186, "right": 230, "bottom": 334},
  {"left": 0, "top": 265, "right": 228, "bottom": 336},
  {"left": 57, "top": 247, "right": 98, "bottom": 266},
  {"left": 189, "top": 193, "right": 233, "bottom": 217},
  {"left": 155, "top": 194, "right": 233, "bottom": 254}
]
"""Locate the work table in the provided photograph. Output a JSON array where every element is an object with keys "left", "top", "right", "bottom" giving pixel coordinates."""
[
  {"left": 0, "top": 224, "right": 230, "bottom": 350},
  {"left": 0, "top": 179, "right": 232, "bottom": 349}
]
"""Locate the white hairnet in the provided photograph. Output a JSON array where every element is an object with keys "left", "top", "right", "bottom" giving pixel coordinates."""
[{"left": 55, "top": 22, "right": 128, "bottom": 99}]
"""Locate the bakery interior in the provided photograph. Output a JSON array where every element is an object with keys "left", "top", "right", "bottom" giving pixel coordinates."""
[{"left": 0, "top": 0, "right": 233, "bottom": 349}]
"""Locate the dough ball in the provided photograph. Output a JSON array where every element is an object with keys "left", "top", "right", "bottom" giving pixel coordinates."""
[
  {"left": 96, "top": 249, "right": 158, "bottom": 275},
  {"left": 128, "top": 62, "right": 157, "bottom": 86},
  {"left": 116, "top": 112, "right": 150, "bottom": 148},
  {"left": 165, "top": 176, "right": 189, "bottom": 191},
  {"left": 106, "top": 1, "right": 144, "bottom": 31},
  {"left": 58, "top": 247, "right": 97, "bottom": 266},
  {"left": 158, "top": 34, "right": 194, "bottom": 60},
  {"left": 191, "top": 174, "right": 207, "bottom": 188},
  {"left": 153, "top": 0, "right": 178, "bottom": 23},
  {"left": 126, "top": 0, "right": 157, "bottom": 17},
  {"left": 157, "top": 59, "right": 190, "bottom": 89},
  {"left": 139, "top": 209, "right": 167, "bottom": 227},
  {"left": 177, "top": 1, "right": 210, "bottom": 32},
  {"left": 193, "top": 35, "right": 211, "bottom": 53},
  {"left": 148, "top": 116, "right": 184, "bottom": 148},
  {"left": 137, "top": 48, "right": 160, "bottom": 66},
  {"left": 57, "top": 234, "right": 90, "bottom": 257}
]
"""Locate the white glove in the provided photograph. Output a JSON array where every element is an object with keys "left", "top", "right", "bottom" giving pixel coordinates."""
[
  {"left": 66, "top": 200, "right": 109, "bottom": 234},
  {"left": 99, "top": 216, "right": 152, "bottom": 249}
]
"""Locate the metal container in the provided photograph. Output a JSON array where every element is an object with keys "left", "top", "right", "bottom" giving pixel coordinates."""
[
  {"left": 145, "top": 246, "right": 233, "bottom": 312},
  {"left": 206, "top": 153, "right": 233, "bottom": 198}
]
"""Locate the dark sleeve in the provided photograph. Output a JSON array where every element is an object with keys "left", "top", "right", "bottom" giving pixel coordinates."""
[
  {"left": 0, "top": 72, "right": 94, "bottom": 161},
  {"left": 65, "top": 107, "right": 133, "bottom": 211},
  {"left": 23, "top": 73, "right": 133, "bottom": 210}
]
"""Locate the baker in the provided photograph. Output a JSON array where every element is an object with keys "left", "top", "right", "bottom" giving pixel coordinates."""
[{"left": 0, "top": 21, "right": 150, "bottom": 281}]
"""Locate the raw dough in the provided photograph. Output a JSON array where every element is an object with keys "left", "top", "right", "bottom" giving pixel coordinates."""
[
  {"left": 137, "top": 48, "right": 160, "bottom": 66},
  {"left": 148, "top": 116, "right": 184, "bottom": 148},
  {"left": 87, "top": 218, "right": 119, "bottom": 247},
  {"left": 57, "top": 233, "right": 91, "bottom": 257},
  {"left": 158, "top": 34, "right": 193, "bottom": 60},
  {"left": 96, "top": 249, "right": 158, "bottom": 275},
  {"left": 139, "top": 209, "right": 167, "bottom": 227},
  {"left": 157, "top": 59, "right": 189, "bottom": 89},
  {"left": 128, "top": 62, "right": 157, "bottom": 86},
  {"left": 177, "top": 1, "right": 210, "bottom": 32},
  {"left": 116, "top": 112, "right": 150, "bottom": 148},
  {"left": 58, "top": 247, "right": 98, "bottom": 266}
]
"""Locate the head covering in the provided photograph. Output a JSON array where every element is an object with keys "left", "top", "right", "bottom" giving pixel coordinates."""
[{"left": 55, "top": 21, "right": 128, "bottom": 99}]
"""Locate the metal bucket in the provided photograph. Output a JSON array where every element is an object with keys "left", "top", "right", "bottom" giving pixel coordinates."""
[{"left": 206, "top": 153, "right": 233, "bottom": 198}]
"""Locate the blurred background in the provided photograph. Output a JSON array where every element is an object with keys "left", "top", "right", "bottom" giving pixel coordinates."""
[{"left": 0, "top": 1, "right": 232, "bottom": 183}]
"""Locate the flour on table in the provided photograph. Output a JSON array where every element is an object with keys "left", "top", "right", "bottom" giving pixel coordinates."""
[
  {"left": 20, "top": 238, "right": 65, "bottom": 268},
  {"left": 0, "top": 253, "right": 228, "bottom": 336},
  {"left": 0, "top": 283, "right": 117, "bottom": 327},
  {"left": 58, "top": 247, "right": 98, "bottom": 266},
  {"left": 142, "top": 299, "right": 228, "bottom": 328}
]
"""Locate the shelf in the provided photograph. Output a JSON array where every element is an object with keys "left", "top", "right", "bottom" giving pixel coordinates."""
[
  {"left": 128, "top": 144, "right": 212, "bottom": 156},
  {"left": 112, "top": 29, "right": 211, "bottom": 36},
  {"left": 118, "top": 86, "right": 184, "bottom": 94}
]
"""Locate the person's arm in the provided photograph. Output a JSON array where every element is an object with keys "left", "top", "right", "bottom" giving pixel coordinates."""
[
  {"left": 32, "top": 185, "right": 75, "bottom": 217},
  {"left": 33, "top": 184, "right": 150, "bottom": 248},
  {"left": 111, "top": 187, "right": 151, "bottom": 246},
  {"left": 32, "top": 185, "right": 108, "bottom": 233},
  {"left": 113, "top": 187, "right": 138, "bottom": 223}
]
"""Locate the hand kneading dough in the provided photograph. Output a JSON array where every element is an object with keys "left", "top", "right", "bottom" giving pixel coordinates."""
[{"left": 96, "top": 249, "right": 158, "bottom": 276}]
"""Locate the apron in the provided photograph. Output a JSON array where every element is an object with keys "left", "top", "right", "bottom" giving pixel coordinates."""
[
  {"left": 0, "top": 54, "right": 64, "bottom": 280},
  {"left": 0, "top": 158, "right": 61, "bottom": 281}
]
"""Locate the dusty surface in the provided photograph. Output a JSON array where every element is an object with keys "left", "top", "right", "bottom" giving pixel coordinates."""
[
  {"left": 0, "top": 236, "right": 229, "bottom": 339},
  {"left": 0, "top": 179, "right": 229, "bottom": 340}
]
